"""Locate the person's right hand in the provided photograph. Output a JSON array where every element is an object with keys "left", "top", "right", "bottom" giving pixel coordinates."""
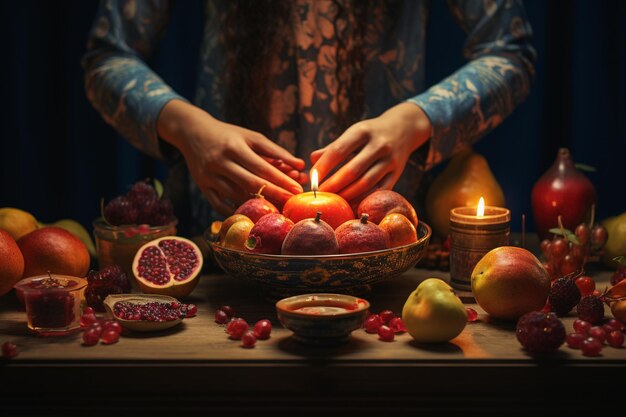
[{"left": 157, "top": 100, "right": 305, "bottom": 216}]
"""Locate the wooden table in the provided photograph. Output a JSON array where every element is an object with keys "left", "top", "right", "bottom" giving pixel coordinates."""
[{"left": 1, "top": 262, "right": 624, "bottom": 415}]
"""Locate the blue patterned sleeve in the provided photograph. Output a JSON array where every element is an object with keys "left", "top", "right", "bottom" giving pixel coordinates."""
[
  {"left": 407, "top": 0, "right": 536, "bottom": 170},
  {"left": 82, "top": 0, "right": 185, "bottom": 160}
]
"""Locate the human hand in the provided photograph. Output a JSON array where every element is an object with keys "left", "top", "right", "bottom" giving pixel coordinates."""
[
  {"left": 310, "top": 102, "right": 432, "bottom": 205},
  {"left": 158, "top": 100, "right": 305, "bottom": 215}
]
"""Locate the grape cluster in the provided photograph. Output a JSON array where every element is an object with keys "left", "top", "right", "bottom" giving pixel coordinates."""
[{"left": 540, "top": 221, "right": 608, "bottom": 280}]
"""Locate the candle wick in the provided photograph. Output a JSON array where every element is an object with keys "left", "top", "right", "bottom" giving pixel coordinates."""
[{"left": 313, "top": 189, "right": 317, "bottom": 198}]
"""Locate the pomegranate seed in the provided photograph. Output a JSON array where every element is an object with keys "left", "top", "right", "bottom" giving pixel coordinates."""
[
  {"left": 220, "top": 305, "right": 236, "bottom": 318},
  {"left": 82, "top": 306, "right": 95, "bottom": 315},
  {"left": 101, "top": 329, "right": 120, "bottom": 345},
  {"left": 603, "top": 324, "right": 615, "bottom": 335},
  {"left": 215, "top": 309, "right": 229, "bottom": 324},
  {"left": 2, "top": 342, "right": 18, "bottom": 358},
  {"left": 466, "top": 307, "right": 478, "bottom": 322},
  {"left": 241, "top": 331, "right": 257, "bottom": 348},
  {"left": 607, "top": 330, "right": 624, "bottom": 348},
  {"left": 388, "top": 317, "right": 407, "bottom": 333},
  {"left": 378, "top": 325, "right": 395, "bottom": 342},
  {"left": 83, "top": 328, "right": 100, "bottom": 346},
  {"left": 88, "top": 323, "right": 103, "bottom": 337},
  {"left": 575, "top": 276, "right": 595, "bottom": 297},
  {"left": 581, "top": 337, "right": 603, "bottom": 356},
  {"left": 226, "top": 318, "right": 249, "bottom": 340},
  {"left": 566, "top": 332, "right": 585, "bottom": 349},
  {"left": 588, "top": 326, "right": 607, "bottom": 343},
  {"left": 363, "top": 314, "right": 383, "bottom": 333},
  {"left": 80, "top": 313, "right": 99, "bottom": 328},
  {"left": 102, "top": 321, "right": 122, "bottom": 334},
  {"left": 185, "top": 304, "right": 197, "bottom": 318},
  {"left": 573, "top": 319, "right": 591, "bottom": 335},
  {"left": 253, "top": 319, "right": 272, "bottom": 340},
  {"left": 379, "top": 310, "right": 394, "bottom": 324},
  {"left": 605, "top": 319, "right": 623, "bottom": 331},
  {"left": 170, "top": 301, "right": 180, "bottom": 310}
]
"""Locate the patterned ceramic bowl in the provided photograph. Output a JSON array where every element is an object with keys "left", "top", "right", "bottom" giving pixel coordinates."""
[{"left": 205, "top": 222, "right": 431, "bottom": 300}]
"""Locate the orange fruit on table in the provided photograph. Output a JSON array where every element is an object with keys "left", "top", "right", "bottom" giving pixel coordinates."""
[
  {"left": 0, "top": 228, "right": 25, "bottom": 296},
  {"left": 17, "top": 226, "right": 91, "bottom": 278}
]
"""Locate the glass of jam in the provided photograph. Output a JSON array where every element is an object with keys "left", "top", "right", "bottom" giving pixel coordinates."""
[
  {"left": 14, "top": 274, "right": 87, "bottom": 336},
  {"left": 92, "top": 217, "right": 177, "bottom": 290}
]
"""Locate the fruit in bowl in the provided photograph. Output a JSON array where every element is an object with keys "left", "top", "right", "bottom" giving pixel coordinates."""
[{"left": 94, "top": 179, "right": 178, "bottom": 285}]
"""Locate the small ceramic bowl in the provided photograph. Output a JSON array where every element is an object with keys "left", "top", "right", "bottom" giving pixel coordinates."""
[
  {"left": 103, "top": 294, "right": 184, "bottom": 332},
  {"left": 275, "top": 293, "right": 370, "bottom": 346}
]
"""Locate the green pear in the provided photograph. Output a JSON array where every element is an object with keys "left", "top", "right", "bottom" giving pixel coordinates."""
[
  {"left": 48, "top": 219, "right": 97, "bottom": 258},
  {"left": 601, "top": 211, "right": 626, "bottom": 267},
  {"left": 402, "top": 278, "right": 467, "bottom": 343}
]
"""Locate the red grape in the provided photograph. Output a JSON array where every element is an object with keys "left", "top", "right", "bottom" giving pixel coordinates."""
[
  {"left": 551, "top": 237, "right": 569, "bottom": 260},
  {"left": 566, "top": 332, "right": 585, "bottom": 349},
  {"left": 574, "top": 223, "right": 590, "bottom": 246},
  {"left": 607, "top": 330, "right": 624, "bottom": 348},
  {"left": 581, "top": 337, "right": 603, "bottom": 356},
  {"left": 575, "top": 276, "right": 595, "bottom": 297},
  {"left": 378, "top": 325, "right": 395, "bottom": 342}
]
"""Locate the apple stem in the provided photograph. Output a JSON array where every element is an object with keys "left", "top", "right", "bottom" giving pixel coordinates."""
[
  {"left": 558, "top": 215, "right": 566, "bottom": 237},
  {"left": 314, "top": 212, "right": 322, "bottom": 223},
  {"left": 360, "top": 213, "right": 369, "bottom": 224},
  {"left": 253, "top": 184, "right": 267, "bottom": 198},
  {"left": 589, "top": 204, "right": 596, "bottom": 229}
]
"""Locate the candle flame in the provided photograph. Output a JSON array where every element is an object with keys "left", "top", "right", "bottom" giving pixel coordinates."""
[
  {"left": 477, "top": 197, "right": 485, "bottom": 217},
  {"left": 311, "top": 168, "right": 319, "bottom": 191}
]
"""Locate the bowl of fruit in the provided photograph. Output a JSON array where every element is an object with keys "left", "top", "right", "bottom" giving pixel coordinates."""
[
  {"left": 206, "top": 189, "right": 431, "bottom": 299},
  {"left": 93, "top": 179, "right": 178, "bottom": 290}
]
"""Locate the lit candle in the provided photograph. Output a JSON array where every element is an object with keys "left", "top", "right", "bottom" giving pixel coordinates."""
[
  {"left": 449, "top": 197, "right": 510, "bottom": 295},
  {"left": 282, "top": 168, "right": 355, "bottom": 229}
]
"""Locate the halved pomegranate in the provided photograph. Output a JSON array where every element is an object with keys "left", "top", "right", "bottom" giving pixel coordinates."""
[{"left": 132, "top": 236, "right": 203, "bottom": 298}]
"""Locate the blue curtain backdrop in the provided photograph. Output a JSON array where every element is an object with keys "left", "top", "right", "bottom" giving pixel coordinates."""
[{"left": 1, "top": 0, "right": 624, "bottom": 236}]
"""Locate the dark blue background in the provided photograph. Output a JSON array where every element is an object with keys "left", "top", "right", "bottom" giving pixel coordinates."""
[{"left": 1, "top": 0, "right": 624, "bottom": 236}]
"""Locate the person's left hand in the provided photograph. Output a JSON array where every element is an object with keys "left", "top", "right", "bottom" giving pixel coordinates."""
[{"left": 310, "top": 102, "right": 432, "bottom": 205}]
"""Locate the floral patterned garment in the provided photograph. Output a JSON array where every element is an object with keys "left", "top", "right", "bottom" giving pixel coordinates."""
[{"left": 83, "top": 0, "right": 535, "bottom": 234}]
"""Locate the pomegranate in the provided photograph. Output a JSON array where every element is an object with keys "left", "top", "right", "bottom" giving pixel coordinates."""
[
  {"left": 245, "top": 213, "right": 294, "bottom": 254},
  {"left": 335, "top": 214, "right": 390, "bottom": 254},
  {"left": 132, "top": 236, "right": 203, "bottom": 298},
  {"left": 0, "top": 228, "right": 24, "bottom": 296},
  {"left": 531, "top": 148, "right": 597, "bottom": 240},
  {"left": 234, "top": 185, "right": 279, "bottom": 223},
  {"left": 281, "top": 212, "right": 339, "bottom": 255}
]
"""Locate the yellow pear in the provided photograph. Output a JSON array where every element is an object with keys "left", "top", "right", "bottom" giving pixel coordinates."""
[
  {"left": 402, "top": 278, "right": 467, "bottom": 343},
  {"left": 0, "top": 207, "right": 39, "bottom": 240},
  {"left": 425, "top": 148, "right": 505, "bottom": 238},
  {"left": 601, "top": 211, "right": 626, "bottom": 267}
]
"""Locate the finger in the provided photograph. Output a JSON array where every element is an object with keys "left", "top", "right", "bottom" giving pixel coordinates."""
[
  {"left": 336, "top": 160, "right": 391, "bottom": 203},
  {"left": 311, "top": 128, "right": 367, "bottom": 181},
  {"left": 296, "top": 171, "right": 309, "bottom": 185},
  {"left": 317, "top": 145, "right": 379, "bottom": 193},
  {"left": 310, "top": 147, "right": 326, "bottom": 165},
  {"left": 205, "top": 188, "right": 235, "bottom": 217},
  {"left": 248, "top": 134, "right": 305, "bottom": 170},
  {"left": 225, "top": 161, "right": 295, "bottom": 206},
  {"left": 237, "top": 148, "right": 303, "bottom": 194}
]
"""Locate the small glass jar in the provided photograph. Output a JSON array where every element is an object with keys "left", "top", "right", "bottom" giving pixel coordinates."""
[
  {"left": 14, "top": 274, "right": 87, "bottom": 336},
  {"left": 92, "top": 217, "right": 177, "bottom": 290}
]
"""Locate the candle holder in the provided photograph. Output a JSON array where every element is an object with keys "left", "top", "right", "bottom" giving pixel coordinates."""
[{"left": 449, "top": 206, "right": 510, "bottom": 295}]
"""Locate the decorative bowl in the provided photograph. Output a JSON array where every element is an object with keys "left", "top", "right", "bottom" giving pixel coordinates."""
[
  {"left": 205, "top": 221, "right": 431, "bottom": 299},
  {"left": 275, "top": 293, "right": 370, "bottom": 345},
  {"left": 103, "top": 294, "right": 184, "bottom": 332}
]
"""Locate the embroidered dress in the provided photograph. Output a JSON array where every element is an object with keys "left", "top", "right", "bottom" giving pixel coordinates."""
[{"left": 83, "top": 0, "right": 535, "bottom": 234}]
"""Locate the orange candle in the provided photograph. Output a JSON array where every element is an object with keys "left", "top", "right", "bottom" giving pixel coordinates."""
[{"left": 282, "top": 169, "right": 355, "bottom": 229}]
